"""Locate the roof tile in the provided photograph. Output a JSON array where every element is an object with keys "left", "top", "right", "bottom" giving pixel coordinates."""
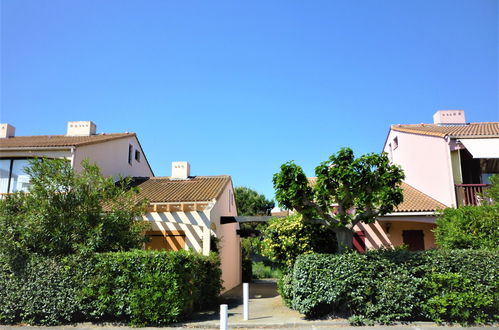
[
  {"left": 391, "top": 122, "right": 499, "bottom": 138},
  {"left": 135, "top": 176, "right": 231, "bottom": 203},
  {"left": 0, "top": 133, "right": 135, "bottom": 148}
]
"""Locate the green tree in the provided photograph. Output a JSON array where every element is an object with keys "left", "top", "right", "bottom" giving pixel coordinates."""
[
  {"left": 261, "top": 213, "right": 337, "bottom": 267},
  {"left": 234, "top": 186, "right": 274, "bottom": 216},
  {"left": 0, "top": 158, "right": 148, "bottom": 262},
  {"left": 273, "top": 147, "right": 404, "bottom": 252}
]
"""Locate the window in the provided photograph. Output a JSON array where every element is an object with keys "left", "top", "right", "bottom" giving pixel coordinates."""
[
  {"left": 128, "top": 144, "right": 133, "bottom": 165},
  {"left": 134, "top": 150, "right": 141, "bottom": 162},
  {"left": 0, "top": 159, "right": 32, "bottom": 193},
  {"left": 393, "top": 136, "right": 398, "bottom": 149}
]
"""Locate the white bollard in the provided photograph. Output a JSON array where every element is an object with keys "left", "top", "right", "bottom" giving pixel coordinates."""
[
  {"left": 243, "top": 282, "right": 249, "bottom": 320},
  {"left": 220, "top": 304, "right": 228, "bottom": 330}
]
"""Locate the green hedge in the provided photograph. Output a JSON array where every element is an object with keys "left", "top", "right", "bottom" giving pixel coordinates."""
[
  {"left": 285, "top": 249, "right": 499, "bottom": 325},
  {"left": 0, "top": 250, "right": 222, "bottom": 326}
]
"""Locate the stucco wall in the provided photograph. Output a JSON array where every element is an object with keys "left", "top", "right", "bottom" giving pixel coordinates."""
[
  {"left": 73, "top": 136, "right": 153, "bottom": 178},
  {"left": 384, "top": 130, "right": 455, "bottom": 206},
  {"left": 209, "top": 183, "right": 241, "bottom": 292},
  {"left": 354, "top": 219, "right": 437, "bottom": 250}
]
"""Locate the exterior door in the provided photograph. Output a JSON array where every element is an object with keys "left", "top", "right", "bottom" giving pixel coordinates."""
[
  {"left": 402, "top": 230, "right": 424, "bottom": 251},
  {"left": 353, "top": 231, "right": 366, "bottom": 253},
  {"left": 145, "top": 231, "right": 186, "bottom": 251}
]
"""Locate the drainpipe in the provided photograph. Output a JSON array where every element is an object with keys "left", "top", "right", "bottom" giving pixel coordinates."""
[{"left": 70, "top": 146, "right": 75, "bottom": 168}]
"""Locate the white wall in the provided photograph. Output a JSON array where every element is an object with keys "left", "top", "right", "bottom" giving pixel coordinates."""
[
  {"left": 384, "top": 130, "right": 456, "bottom": 206},
  {"left": 73, "top": 136, "right": 153, "bottom": 178},
  {"left": 209, "top": 182, "right": 241, "bottom": 292}
]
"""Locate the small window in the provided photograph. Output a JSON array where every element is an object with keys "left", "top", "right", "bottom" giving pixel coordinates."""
[
  {"left": 135, "top": 150, "right": 141, "bottom": 162},
  {"left": 128, "top": 145, "right": 133, "bottom": 165},
  {"left": 393, "top": 136, "right": 398, "bottom": 149}
]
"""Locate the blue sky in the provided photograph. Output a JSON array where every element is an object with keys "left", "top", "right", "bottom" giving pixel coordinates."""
[{"left": 1, "top": 0, "right": 498, "bottom": 200}]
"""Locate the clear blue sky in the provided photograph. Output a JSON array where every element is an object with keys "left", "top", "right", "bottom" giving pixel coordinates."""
[{"left": 1, "top": 0, "right": 498, "bottom": 200}]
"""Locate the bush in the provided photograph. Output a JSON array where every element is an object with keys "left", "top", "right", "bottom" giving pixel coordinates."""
[
  {"left": 434, "top": 204, "right": 499, "bottom": 250},
  {"left": 0, "top": 250, "right": 222, "bottom": 326},
  {"left": 261, "top": 214, "right": 337, "bottom": 267},
  {"left": 285, "top": 249, "right": 499, "bottom": 324}
]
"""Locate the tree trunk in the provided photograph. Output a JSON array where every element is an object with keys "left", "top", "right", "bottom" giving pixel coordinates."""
[{"left": 333, "top": 227, "right": 354, "bottom": 253}]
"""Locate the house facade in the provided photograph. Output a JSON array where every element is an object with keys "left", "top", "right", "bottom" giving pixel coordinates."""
[
  {"left": 134, "top": 162, "right": 241, "bottom": 292},
  {"left": 356, "top": 110, "right": 499, "bottom": 251},
  {"left": 0, "top": 121, "right": 153, "bottom": 193},
  {"left": 384, "top": 110, "right": 499, "bottom": 207},
  {"left": 1, "top": 122, "right": 241, "bottom": 291}
]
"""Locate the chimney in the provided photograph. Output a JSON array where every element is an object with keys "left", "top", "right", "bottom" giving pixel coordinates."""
[
  {"left": 67, "top": 121, "right": 96, "bottom": 136},
  {"left": 0, "top": 124, "right": 15, "bottom": 138},
  {"left": 171, "top": 161, "right": 190, "bottom": 179},
  {"left": 433, "top": 110, "right": 466, "bottom": 125}
]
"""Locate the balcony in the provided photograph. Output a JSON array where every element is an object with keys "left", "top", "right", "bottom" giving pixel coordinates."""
[{"left": 455, "top": 184, "right": 490, "bottom": 206}]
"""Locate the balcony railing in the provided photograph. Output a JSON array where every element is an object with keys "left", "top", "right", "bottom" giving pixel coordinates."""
[{"left": 455, "top": 184, "right": 490, "bottom": 206}]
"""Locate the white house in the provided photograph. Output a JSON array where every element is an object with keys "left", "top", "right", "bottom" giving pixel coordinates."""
[
  {"left": 0, "top": 121, "right": 153, "bottom": 193},
  {"left": 134, "top": 162, "right": 241, "bottom": 292}
]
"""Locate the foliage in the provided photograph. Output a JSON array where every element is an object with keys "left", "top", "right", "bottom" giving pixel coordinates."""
[
  {"left": 434, "top": 204, "right": 499, "bottom": 250},
  {"left": 235, "top": 186, "right": 275, "bottom": 216},
  {"left": 422, "top": 272, "right": 497, "bottom": 325},
  {"left": 252, "top": 261, "right": 283, "bottom": 279},
  {"left": 261, "top": 214, "right": 337, "bottom": 267},
  {"left": 283, "top": 249, "right": 498, "bottom": 325},
  {"left": 273, "top": 148, "right": 404, "bottom": 250},
  {"left": 0, "top": 158, "right": 148, "bottom": 262},
  {"left": 484, "top": 173, "right": 499, "bottom": 203},
  {"left": 0, "top": 255, "right": 85, "bottom": 325},
  {"left": 0, "top": 250, "right": 222, "bottom": 326}
]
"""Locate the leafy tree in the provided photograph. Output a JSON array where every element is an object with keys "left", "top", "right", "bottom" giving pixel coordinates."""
[
  {"left": 273, "top": 147, "right": 404, "bottom": 251},
  {"left": 0, "top": 158, "right": 148, "bottom": 262},
  {"left": 261, "top": 213, "right": 337, "bottom": 267},
  {"left": 234, "top": 186, "right": 275, "bottom": 216}
]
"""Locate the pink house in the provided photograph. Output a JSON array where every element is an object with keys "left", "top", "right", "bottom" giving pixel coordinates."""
[{"left": 354, "top": 110, "right": 499, "bottom": 251}]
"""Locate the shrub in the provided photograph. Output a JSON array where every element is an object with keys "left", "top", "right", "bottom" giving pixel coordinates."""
[
  {"left": 0, "top": 250, "right": 222, "bottom": 326},
  {"left": 0, "top": 255, "right": 88, "bottom": 325},
  {"left": 82, "top": 250, "right": 222, "bottom": 326},
  {"left": 286, "top": 249, "right": 499, "bottom": 324},
  {"left": 261, "top": 214, "right": 337, "bottom": 267},
  {"left": 434, "top": 204, "right": 499, "bottom": 250}
]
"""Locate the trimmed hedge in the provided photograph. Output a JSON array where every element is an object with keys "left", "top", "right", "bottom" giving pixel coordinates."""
[
  {"left": 284, "top": 249, "right": 499, "bottom": 325},
  {"left": 0, "top": 250, "right": 222, "bottom": 326}
]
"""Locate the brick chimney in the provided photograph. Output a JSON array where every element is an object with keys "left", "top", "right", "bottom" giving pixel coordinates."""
[
  {"left": 433, "top": 110, "right": 466, "bottom": 125},
  {"left": 0, "top": 124, "right": 15, "bottom": 138},
  {"left": 67, "top": 121, "right": 96, "bottom": 136}
]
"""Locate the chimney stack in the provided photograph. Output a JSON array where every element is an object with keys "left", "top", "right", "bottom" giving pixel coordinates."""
[
  {"left": 0, "top": 124, "right": 15, "bottom": 138},
  {"left": 433, "top": 110, "right": 466, "bottom": 125},
  {"left": 171, "top": 161, "right": 190, "bottom": 179},
  {"left": 67, "top": 121, "right": 96, "bottom": 136}
]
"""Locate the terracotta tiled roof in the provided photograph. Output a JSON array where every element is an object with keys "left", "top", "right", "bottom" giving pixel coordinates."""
[
  {"left": 135, "top": 176, "right": 231, "bottom": 203},
  {"left": 396, "top": 182, "right": 446, "bottom": 213},
  {"left": 0, "top": 133, "right": 135, "bottom": 148},
  {"left": 391, "top": 122, "right": 499, "bottom": 138},
  {"left": 308, "top": 178, "right": 445, "bottom": 213}
]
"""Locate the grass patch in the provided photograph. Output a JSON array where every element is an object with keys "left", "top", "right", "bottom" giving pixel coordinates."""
[{"left": 252, "top": 261, "right": 283, "bottom": 279}]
